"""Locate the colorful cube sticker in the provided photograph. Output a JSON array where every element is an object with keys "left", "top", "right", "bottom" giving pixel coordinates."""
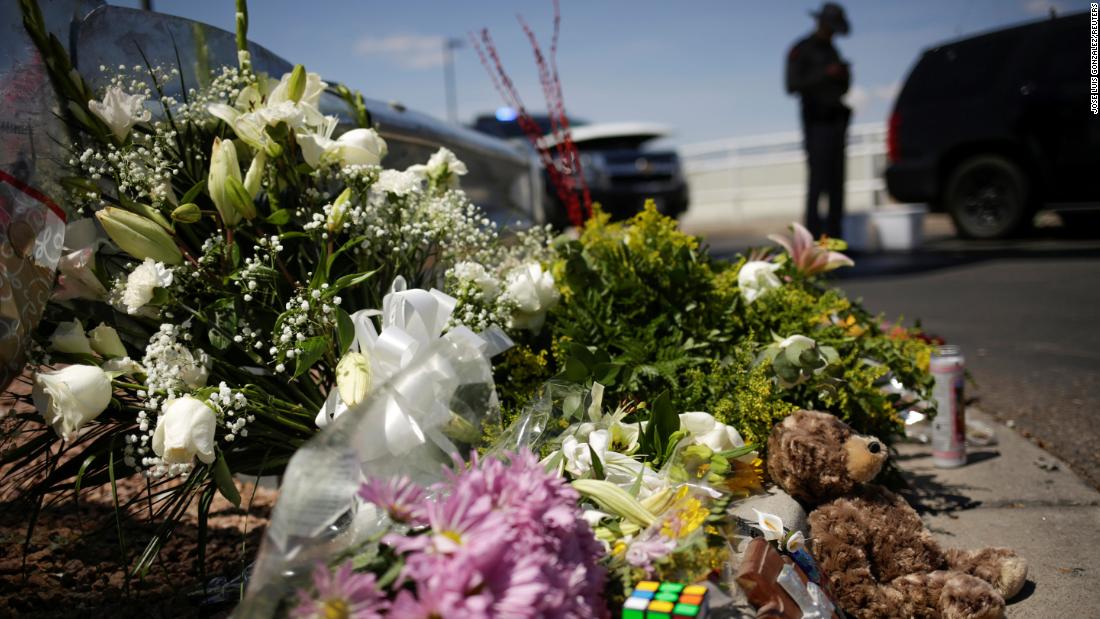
[{"left": 623, "top": 581, "right": 709, "bottom": 618}]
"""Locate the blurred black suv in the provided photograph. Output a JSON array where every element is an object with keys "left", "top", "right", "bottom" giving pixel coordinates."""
[
  {"left": 474, "top": 113, "right": 689, "bottom": 227},
  {"left": 886, "top": 12, "right": 1099, "bottom": 238}
]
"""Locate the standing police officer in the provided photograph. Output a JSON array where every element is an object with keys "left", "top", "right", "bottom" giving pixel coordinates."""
[{"left": 786, "top": 3, "right": 851, "bottom": 239}]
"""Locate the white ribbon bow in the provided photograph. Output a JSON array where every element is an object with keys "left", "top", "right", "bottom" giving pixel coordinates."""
[{"left": 315, "top": 276, "right": 510, "bottom": 459}]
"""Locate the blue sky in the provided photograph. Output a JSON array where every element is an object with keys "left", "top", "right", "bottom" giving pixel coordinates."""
[{"left": 116, "top": 0, "right": 1088, "bottom": 146}]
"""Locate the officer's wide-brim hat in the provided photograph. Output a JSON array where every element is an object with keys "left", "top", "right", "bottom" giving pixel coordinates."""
[{"left": 810, "top": 2, "right": 850, "bottom": 35}]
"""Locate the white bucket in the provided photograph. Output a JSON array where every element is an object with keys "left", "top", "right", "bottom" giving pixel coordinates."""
[{"left": 871, "top": 204, "right": 927, "bottom": 251}]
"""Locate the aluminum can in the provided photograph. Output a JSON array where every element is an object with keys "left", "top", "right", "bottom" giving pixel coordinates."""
[{"left": 930, "top": 345, "right": 966, "bottom": 467}]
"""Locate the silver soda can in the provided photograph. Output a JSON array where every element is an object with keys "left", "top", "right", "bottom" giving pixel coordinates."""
[{"left": 930, "top": 345, "right": 966, "bottom": 467}]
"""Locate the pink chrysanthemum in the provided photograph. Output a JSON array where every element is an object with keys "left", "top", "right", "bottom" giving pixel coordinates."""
[
  {"left": 358, "top": 475, "right": 426, "bottom": 524},
  {"left": 291, "top": 561, "right": 388, "bottom": 619},
  {"left": 383, "top": 449, "right": 608, "bottom": 618}
]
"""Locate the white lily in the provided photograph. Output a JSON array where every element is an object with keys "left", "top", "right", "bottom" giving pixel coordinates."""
[
  {"left": 752, "top": 508, "right": 786, "bottom": 541},
  {"left": 207, "top": 68, "right": 327, "bottom": 153},
  {"left": 678, "top": 411, "right": 746, "bottom": 452},
  {"left": 739, "top": 260, "right": 782, "bottom": 304},
  {"left": 408, "top": 147, "right": 468, "bottom": 187},
  {"left": 88, "top": 86, "right": 151, "bottom": 141},
  {"left": 786, "top": 530, "right": 807, "bottom": 553},
  {"left": 152, "top": 396, "right": 217, "bottom": 465},
  {"left": 49, "top": 319, "right": 94, "bottom": 355},
  {"left": 33, "top": 365, "right": 113, "bottom": 440},
  {"left": 53, "top": 220, "right": 107, "bottom": 302}
]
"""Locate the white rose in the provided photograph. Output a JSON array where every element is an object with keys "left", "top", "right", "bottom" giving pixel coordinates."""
[
  {"left": 49, "top": 320, "right": 94, "bottom": 355},
  {"left": 88, "top": 323, "right": 128, "bottom": 358},
  {"left": 152, "top": 396, "right": 217, "bottom": 465},
  {"left": 374, "top": 169, "right": 421, "bottom": 196},
  {"left": 738, "top": 260, "right": 782, "bottom": 304},
  {"left": 33, "top": 365, "right": 113, "bottom": 440},
  {"left": 121, "top": 258, "right": 173, "bottom": 315},
  {"left": 331, "top": 128, "right": 387, "bottom": 167},
  {"left": 88, "top": 86, "right": 150, "bottom": 141},
  {"left": 298, "top": 127, "right": 387, "bottom": 170},
  {"left": 678, "top": 412, "right": 745, "bottom": 452},
  {"left": 506, "top": 263, "right": 560, "bottom": 332}
]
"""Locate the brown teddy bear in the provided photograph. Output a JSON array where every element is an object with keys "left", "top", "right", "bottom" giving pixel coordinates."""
[{"left": 766, "top": 410, "right": 1027, "bottom": 619}]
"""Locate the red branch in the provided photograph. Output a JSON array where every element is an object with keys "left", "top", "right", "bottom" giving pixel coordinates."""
[{"left": 469, "top": 0, "right": 590, "bottom": 227}]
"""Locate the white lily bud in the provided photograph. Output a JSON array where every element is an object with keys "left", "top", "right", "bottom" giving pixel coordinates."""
[
  {"left": 285, "top": 64, "right": 307, "bottom": 103},
  {"left": 335, "top": 350, "right": 372, "bottom": 407},
  {"left": 95, "top": 207, "right": 183, "bottom": 265},
  {"left": 88, "top": 323, "right": 128, "bottom": 358},
  {"left": 49, "top": 320, "right": 94, "bottom": 355},
  {"left": 33, "top": 365, "right": 113, "bottom": 440},
  {"left": 208, "top": 137, "right": 249, "bottom": 226},
  {"left": 326, "top": 187, "right": 353, "bottom": 233},
  {"left": 171, "top": 203, "right": 202, "bottom": 224},
  {"left": 243, "top": 150, "right": 267, "bottom": 198},
  {"left": 571, "top": 479, "right": 657, "bottom": 528},
  {"left": 152, "top": 396, "right": 217, "bottom": 465}
]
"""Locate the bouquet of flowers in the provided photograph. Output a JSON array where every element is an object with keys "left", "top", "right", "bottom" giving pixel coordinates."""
[
  {"left": 6, "top": 0, "right": 556, "bottom": 574},
  {"left": 4, "top": 1, "right": 941, "bottom": 615}
]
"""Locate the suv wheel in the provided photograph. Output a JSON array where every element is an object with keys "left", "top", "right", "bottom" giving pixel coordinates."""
[{"left": 944, "top": 155, "right": 1029, "bottom": 239}]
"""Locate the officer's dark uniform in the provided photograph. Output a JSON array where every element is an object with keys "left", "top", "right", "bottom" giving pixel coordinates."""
[{"left": 786, "top": 33, "right": 851, "bottom": 239}]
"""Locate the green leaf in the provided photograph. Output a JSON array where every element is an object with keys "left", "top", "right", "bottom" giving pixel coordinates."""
[
  {"left": 74, "top": 454, "right": 97, "bottom": 498},
  {"left": 212, "top": 454, "right": 241, "bottom": 507},
  {"left": 208, "top": 297, "right": 238, "bottom": 351},
  {"left": 662, "top": 429, "right": 688, "bottom": 464},
  {"left": 264, "top": 208, "right": 291, "bottom": 225},
  {"left": 560, "top": 357, "right": 589, "bottom": 384},
  {"left": 294, "top": 335, "right": 329, "bottom": 378},
  {"left": 334, "top": 307, "right": 356, "bottom": 354},
  {"left": 180, "top": 179, "right": 207, "bottom": 205},
  {"left": 717, "top": 444, "right": 758, "bottom": 460},
  {"left": 588, "top": 444, "right": 605, "bottom": 480},
  {"left": 592, "top": 362, "right": 622, "bottom": 386},
  {"left": 567, "top": 342, "right": 598, "bottom": 369},
  {"left": 327, "top": 269, "right": 378, "bottom": 297},
  {"left": 647, "top": 391, "right": 679, "bottom": 460}
]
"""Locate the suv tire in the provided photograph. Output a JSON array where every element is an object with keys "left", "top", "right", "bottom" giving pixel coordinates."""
[{"left": 944, "top": 155, "right": 1029, "bottom": 239}]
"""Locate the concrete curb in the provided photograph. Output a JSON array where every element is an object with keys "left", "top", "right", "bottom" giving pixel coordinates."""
[{"left": 894, "top": 408, "right": 1100, "bottom": 617}]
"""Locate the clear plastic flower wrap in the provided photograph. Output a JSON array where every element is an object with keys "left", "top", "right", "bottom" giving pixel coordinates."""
[{"left": 236, "top": 326, "right": 506, "bottom": 617}]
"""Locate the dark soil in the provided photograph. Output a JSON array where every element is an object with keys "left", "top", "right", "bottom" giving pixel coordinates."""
[{"left": 1, "top": 377, "right": 277, "bottom": 618}]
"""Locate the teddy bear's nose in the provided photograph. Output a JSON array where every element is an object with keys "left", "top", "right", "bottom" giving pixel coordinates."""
[{"left": 868, "top": 441, "right": 882, "bottom": 454}]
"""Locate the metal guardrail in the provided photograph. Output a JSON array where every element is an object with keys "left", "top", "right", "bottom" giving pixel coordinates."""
[{"left": 679, "top": 122, "right": 889, "bottom": 228}]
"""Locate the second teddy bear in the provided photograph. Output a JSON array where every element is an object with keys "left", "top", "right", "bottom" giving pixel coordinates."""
[{"left": 766, "top": 410, "right": 1027, "bottom": 619}]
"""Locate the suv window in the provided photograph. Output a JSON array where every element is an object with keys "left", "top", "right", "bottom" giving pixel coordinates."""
[{"left": 901, "top": 32, "right": 1017, "bottom": 103}]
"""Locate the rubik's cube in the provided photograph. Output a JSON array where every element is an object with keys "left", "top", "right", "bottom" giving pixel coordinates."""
[{"left": 622, "top": 581, "right": 709, "bottom": 618}]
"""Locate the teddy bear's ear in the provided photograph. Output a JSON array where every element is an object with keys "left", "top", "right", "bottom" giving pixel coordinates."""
[{"left": 766, "top": 411, "right": 853, "bottom": 504}]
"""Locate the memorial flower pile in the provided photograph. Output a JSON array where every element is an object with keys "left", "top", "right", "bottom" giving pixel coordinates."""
[{"left": 6, "top": 0, "right": 939, "bottom": 615}]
